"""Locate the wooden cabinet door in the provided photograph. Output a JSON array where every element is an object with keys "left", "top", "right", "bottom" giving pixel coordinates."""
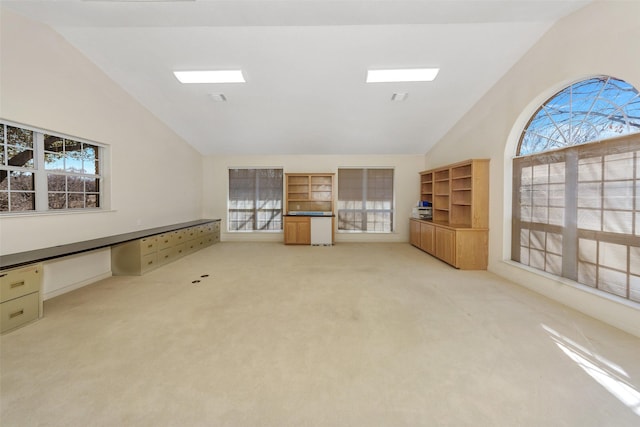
[
  {"left": 435, "top": 227, "right": 456, "bottom": 266},
  {"left": 420, "top": 222, "right": 435, "bottom": 255},
  {"left": 410, "top": 219, "right": 421, "bottom": 247},
  {"left": 284, "top": 217, "right": 311, "bottom": 245}
]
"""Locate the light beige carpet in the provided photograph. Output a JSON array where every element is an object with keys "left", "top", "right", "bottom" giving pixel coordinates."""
[{"left": 1, "top": 242, "right": 639, "bottom": 426}]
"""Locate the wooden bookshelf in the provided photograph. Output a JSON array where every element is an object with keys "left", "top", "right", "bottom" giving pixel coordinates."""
[
  {"left": 285, "top": 173, "right": 334, "bottom": 214},
  {"left": 413, "top": 159, "right": 489, "bottom": 269}
]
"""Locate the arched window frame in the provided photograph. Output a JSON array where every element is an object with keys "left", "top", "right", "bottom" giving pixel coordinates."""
[{"left": 512, "top": 76, "right": 640, "bottom": 303}]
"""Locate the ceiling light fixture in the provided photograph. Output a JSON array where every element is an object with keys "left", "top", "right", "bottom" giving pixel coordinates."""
[
  {"left": 174, "top": 70, "right": 246, "bottom": 84},
  {"left": 366, "top": 68, "right": 439, "bottom": 83},
  {"left": 83, "top": 1, "right": 196, "bottom": 3}
]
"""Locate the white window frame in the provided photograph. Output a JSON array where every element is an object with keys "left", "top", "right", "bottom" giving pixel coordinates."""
[{"left": 0, "top": 120, "right": 108, "bottom": 215}]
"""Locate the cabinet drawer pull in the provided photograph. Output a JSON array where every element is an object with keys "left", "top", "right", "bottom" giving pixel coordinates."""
[
  {"left": 9, "top": 309, "right": 24, "bottom": 319},
  {"left": 147, "top": 260, "right": 154, "bottom": 265},
  {"left": 147, "top": 244, "right": 153, "bottom": 248},
  {"left": 10, "top": 281, "right": 25, "bottom": 289}
]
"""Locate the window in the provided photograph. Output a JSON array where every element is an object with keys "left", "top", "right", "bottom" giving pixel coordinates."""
[
  {"left": 338, "top": 168, "right": 394, "bottom": 232},
  {"left": 0, "top": 121, "right": 104, "bottom": 213},
  {"left": 513, "top": 76, "right": 640, "bottom": 302},
  {"left": 228, "top": 168, "right": 283, "bottom": 231}
]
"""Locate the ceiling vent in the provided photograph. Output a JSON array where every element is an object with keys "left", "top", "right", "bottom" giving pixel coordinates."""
[
  {"left": 391, "top": 93, "right": 408, "bottom": 102},
  {"left": 209, "top": 94, "right": 227, "bottom": 102}
]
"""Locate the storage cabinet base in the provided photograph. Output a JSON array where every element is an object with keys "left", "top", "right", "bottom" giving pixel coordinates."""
[
  {"left": 0, "top": 264, "right": 43, "bottom": 334},
  {"left": 410, "top": 219, "right": 487, "bottom": 270}
]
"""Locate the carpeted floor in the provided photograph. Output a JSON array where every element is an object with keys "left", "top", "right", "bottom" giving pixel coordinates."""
[{"left": 1, "top": 242, "right": 639, "bottom": 426}]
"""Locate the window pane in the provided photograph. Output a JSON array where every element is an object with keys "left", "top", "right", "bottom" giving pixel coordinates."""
[
  {"left": 7, "top": 146, "right": 34, "bottom": 168},
  {"left": 48, "top": 193, "right": 66, "bottom": 209},
  {"left": 68, "top": 193, "right": 84, "bottom": 209},
  {"left": 83, "top": 144, "right": 99, "bottom": 174},
  {"left": 65, "top": 139, "right": 83, "bottom": 173},
  {"left": 7, "top": 126, "right": 33, "bottom": 149},
  {"left": 0, "top": 192, "right": 7, "bottom": 211},
  {"left": 48, "top": 174, "right": 66, "bottom": 191},
  {"left": 10, "top": 192, "right": 35, "bottom": 211},
  {"left": 67, "top": 175, "right": 84, "bottom": 192},
  {"left": 9, "top": 171, "right": 34, "bottom": 191},
  {"left": 86, "top": 194, "right": 99, "bottom": 208}
]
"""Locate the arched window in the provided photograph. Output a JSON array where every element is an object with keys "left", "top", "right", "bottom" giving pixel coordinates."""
[{"left": 512, "top": 76, "right": 640, "bottom": 303}]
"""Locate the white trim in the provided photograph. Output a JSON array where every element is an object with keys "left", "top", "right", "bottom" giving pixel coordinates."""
[{"left": 43, "top": 271, "right": 112, "bottom": 300}]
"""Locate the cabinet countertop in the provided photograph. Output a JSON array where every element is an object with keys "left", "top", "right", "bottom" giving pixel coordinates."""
[{"left": 1, "top": 219, "right": 220, "bottom": 270}]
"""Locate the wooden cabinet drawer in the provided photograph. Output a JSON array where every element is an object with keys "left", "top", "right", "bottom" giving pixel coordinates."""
[
  {"left": 1, "top": 292, "right": 39, "bottom": 333},
  {"left": 140, "top": 253, "right": 158, "bottom": 274},
  {"left": 174, "top": 243, "right": 186, "bottom": 258},
  {"left": 173, "top": 229, "right": 186, "bottom": 244},
  {"left": 157, "top": 247, "right": 174, "bottom": 265},
  {"left": 140, "top": 237, "right": 158, "bottom": 255},
  {"left": 184, "top": 227, "right": 197, "bottom": 240},
  {"left": 0, "top": 264, "right": 42, "bottom": 303},
  {"left": 157, "top": 233, "right": 174, "bottom": 251}
]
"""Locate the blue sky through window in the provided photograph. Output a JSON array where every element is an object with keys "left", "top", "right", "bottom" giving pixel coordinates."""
[{"left": 519, "top": 77, "right": 640, "bottom": 155}]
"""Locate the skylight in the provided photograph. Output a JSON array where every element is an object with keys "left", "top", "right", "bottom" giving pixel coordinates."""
[
  {"left": 173, "top": 70, "right": 246, "bottom": 84},
  {"left": 366, "top": 68, "right": 439, "bottom": 83}
]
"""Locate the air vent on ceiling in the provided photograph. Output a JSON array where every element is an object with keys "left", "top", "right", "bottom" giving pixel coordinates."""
[
  {"left": 391, "top": 93, "right": 408, "bottom": 102},
  {"left": 209, "top": 94, "right": 227, "bottom": 102}
]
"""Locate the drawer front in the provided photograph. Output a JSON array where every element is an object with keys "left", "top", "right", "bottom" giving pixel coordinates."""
[
  {"left": 0, "top": 265, "right": 42, "bottom": 303},
  {"left": 157, "top": 247, "right": 175, "bottom": 265},
  {"left": 184, "top": 227, "right": 197, "bottom": 241},
  {"left": 173, "top": 230, "right": 186, "bottom": 244},
  {"left": 174, "top": 243, "right": 186, "bottom": 258},
  {"left": 213, "top": 222, "right": 220, "bottom": 232},
  {"left": 1, "top": 292, "right": 39, "bottom": 333},
  {"left": 140, "top": 237, "right": 158, "bottom": 256},
  {"left": 140, "top": 253, "right": 158, "bottom": 273},
  {"left": 185, "top": 239, "right": 198, "bottom": 253},
  {"left": 157, "top": 233, "right": 174, "bottom": 250}
]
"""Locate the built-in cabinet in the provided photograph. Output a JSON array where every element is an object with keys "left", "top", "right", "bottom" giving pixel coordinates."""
[
  {"left": 0, "top": 263, "right": 42, "bottom": 333},
  {"left": 112, "top": 221, "right": 220, "bottom": 275},
  {"left": 285, "top": 173, "right": 334, "bottom": 214},
  {"left": 284, "top": 216, "right": 311, "bottom": 245},
  {"left": 411, "top": 159, "right": 489, "bottom": 270},
  {"left": 284, "top": 173, "right": 335, "bottom": 245}
]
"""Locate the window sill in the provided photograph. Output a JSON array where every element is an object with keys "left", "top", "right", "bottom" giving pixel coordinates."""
[
  {"left": 500, "top": 259, "right": 640, "bottom": 311},
  {"left": 0, "top": 209, "right": 116, "bottom": 219}
]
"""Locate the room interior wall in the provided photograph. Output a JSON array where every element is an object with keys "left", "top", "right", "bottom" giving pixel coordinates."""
[
  {"left": 0, "top": 9, "right": 204, "bottom": 298},
  {"left": 202, "top": 154, "right": 425, "bottom": 243},
  {"left": 423, "top": 0, "right": 640, "bottom": 337}
]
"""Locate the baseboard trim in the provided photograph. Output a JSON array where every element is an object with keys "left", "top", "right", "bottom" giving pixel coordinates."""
[{"left": 43, "top": 271, "right": 112, "bottom": 301}]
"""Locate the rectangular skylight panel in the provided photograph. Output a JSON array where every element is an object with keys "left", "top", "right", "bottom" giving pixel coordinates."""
[
  {"left": 366, "top": 68, "right": 439, "bottom": 83},
  {"left": 173, "top": 70, "right": 245, "bottom": 84}
]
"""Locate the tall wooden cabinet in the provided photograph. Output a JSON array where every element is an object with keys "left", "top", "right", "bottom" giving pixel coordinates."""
[
  {"left": 411, "top": 159, "right": 489, "bottom": 269},
  {"left": 284, "top": 173, "right": 334, "bottom": 245}
]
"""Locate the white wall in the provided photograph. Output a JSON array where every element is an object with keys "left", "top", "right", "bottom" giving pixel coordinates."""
[
  {"left": 203, "top": 154, "right": 425, "bottom": 242},
  {"left": 0, "top": 9, "right": 204, "bottom": 256},
  {"left": 425, "top": 1, "right": 640, "bottom": 337},
  {"left": 0, "top": 9, "right": 204, "bottom": 298}
]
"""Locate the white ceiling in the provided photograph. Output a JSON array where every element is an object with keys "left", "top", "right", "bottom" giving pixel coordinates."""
[{"left": 2, "top": 0, "right": 591, "bottom": 155}]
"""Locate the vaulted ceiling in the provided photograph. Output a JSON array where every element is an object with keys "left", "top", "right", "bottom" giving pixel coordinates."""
[{"left": 1, "top": 0, "right": 590, "bottom": 155}]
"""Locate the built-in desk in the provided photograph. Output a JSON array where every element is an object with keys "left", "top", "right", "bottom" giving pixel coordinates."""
[{"left": 0, "top": 219, "right": 220, "bottom": 333}]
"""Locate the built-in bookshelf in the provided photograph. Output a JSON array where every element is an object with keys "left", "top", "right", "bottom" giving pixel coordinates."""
[
  {"left": 285, "top": 173, "right": 334, "bottom": 214},
  {"left": 414, "top": 159, "right": 489, "bottom": 269}
]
